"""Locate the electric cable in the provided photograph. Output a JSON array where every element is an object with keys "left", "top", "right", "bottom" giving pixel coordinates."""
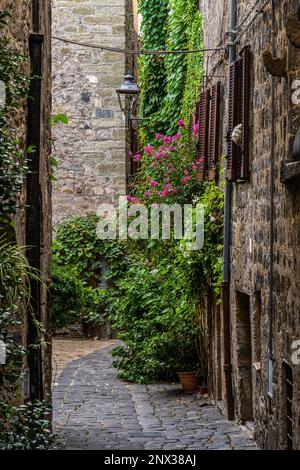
[{"left": 52, "top": 36, "right": 226, "bottom": 55}]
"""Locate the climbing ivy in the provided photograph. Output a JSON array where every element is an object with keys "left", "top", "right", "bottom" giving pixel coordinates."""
[
  {"left": 139, "top": 0, "right": 170, "bottom": 140},
  {"left": 138, "top": 0, "right": 204, "bottom": 141}
]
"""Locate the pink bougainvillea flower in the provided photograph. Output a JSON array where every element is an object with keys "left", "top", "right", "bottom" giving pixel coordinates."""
[
  {"left": 182, "top": 175, "right": 191, "bottom": 183},
  {"left": 161, "top": 189, "right": 170, "bottom": 197},
  {"left": 173, "top": 188, "right": 179, "bottom": 194},
  {"left": 150, "top": 162, "right": 157, "bottom": 168},
  {"left": 144, "top": 145, "right": 154, "bottom": 155},
  {"left": 133, "top": 153, "right": 141, "bottom": 162},
  {"left": 178, "top": 119, "right": 187, "bottom": 129},
  {"left": 144, "top": 191, "right": 152, "bottom": 197},
  {"left": 193, "top": 122, "right": 199, "bottom": 135},
  {"left": 127, "top": 195, "right": 141, "bottom": 203},
  {"left": 150, "top": 180, "right": 158, "bottom": 187},
  {"left": 155, "top": 133, "right": 164, "bottom": 139},
  {"left": 184, "top": 169, "right": 190, "bottom": 175},
  {"left": 172, "top": 133, "right": 181, "bottom": 140},
  {"left": 163, "top": 136, "right": 172, "bottom": 143}
]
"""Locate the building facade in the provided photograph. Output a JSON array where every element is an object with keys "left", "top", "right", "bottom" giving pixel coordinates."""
[
  {"left": 0, "top": 0, "right": 52, "bottom": 402},
  {"left": 199, "top": 0, "right": 300, "bottom": 450},
  {"left": 52, "top": 0, "right": 138, "bottom": 227}
]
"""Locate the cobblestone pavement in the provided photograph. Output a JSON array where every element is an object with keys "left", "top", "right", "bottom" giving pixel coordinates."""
[{"left": 52, "top": 342, "right": 258, "bottom": 450}]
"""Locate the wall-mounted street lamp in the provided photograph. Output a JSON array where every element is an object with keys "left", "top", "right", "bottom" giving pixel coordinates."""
[{"left": 116, "top": 72, "right": 140, "bottom": 125}]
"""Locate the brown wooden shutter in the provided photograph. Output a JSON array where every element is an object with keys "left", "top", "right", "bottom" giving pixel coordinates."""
[
  {"left": 208, "top": 82, "right": 221, "bottom": 181},
  {"left": 239, "top": 46, "right": 251, "bottom": 180},
  {"left": 188, "top": 111, "right": 195, "bottom": 151},
  {"left": 227, "top": 61, "right": 240, "bottom": 182},
  {"left": 198, "top": 89, "right": 211, "bottom": 181}
]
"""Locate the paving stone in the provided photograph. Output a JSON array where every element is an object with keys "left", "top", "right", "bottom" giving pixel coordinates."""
[{"left": 52, "top": 342, "right": 258, "bottom": 450}]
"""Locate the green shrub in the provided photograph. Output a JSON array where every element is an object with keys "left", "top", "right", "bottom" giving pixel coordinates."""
[
  {"left": 109, "top": 255, "right": 201, "bottom": 384},
  {"left": 82, "top": 287, "right": 107, "bottom": 328},
  {"left": 49, "top": 265, "right": 85, "bottom": 331},
  {"left": 52, "top": 214, "right": 128, "bottom": 286},
  {"left": 0, "top": 401, "right": 55, "bottom": 450}
]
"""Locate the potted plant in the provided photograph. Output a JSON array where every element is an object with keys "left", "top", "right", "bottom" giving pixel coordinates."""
[{"left": 176, "top": 349, "right": 200, "bottom": 394}]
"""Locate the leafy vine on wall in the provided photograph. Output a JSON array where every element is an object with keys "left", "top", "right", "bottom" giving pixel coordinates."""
[{"left": 138, "top": 0, "right": 204, "bottom": 141}]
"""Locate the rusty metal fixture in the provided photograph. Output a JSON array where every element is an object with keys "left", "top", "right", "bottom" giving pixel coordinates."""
[
  {"left": 262, "top": 50, "right": 287, "bottom": 77},
  {"left": 286, "top": 7, "right": 300, "bottom": 48}
]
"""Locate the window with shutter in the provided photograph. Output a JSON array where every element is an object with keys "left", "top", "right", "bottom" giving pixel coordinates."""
[
  {"left": 198, "top": 89, "right": 211, "bottom": 181},
  {"left": 239, "top": 46, "right": 251, "bottom": 180},
  {"left": 208, "top": 82, "right": 221, "bottom": 181},
  {"left": 227, "top": 61, "right": 241, "bottom": 182}
]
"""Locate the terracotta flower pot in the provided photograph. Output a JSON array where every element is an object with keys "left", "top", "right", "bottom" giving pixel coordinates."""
[
  {"left": 199, "top": 384, "right": 208, "bottom": 396},
  {"left": 177, "top": 371, "right": 198, "bottom": 394}
]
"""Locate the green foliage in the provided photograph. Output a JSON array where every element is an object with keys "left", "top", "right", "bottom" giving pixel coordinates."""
[
  {"left": 139, "top": 0, "right": 203, "bottom": 140},
  {"left": 176, "top": 181, "right": 225, "bottom": 301},
  {"left": 181, "top": 12, "right": 204, "bottom": 122},
  {"left": 110, "top": 181, "right": 224, "bottom": 383},
  {"left": 82, "top": 287, "right": 107, "bottom": 328},
  {"left": 0, "top": 12, "right": 54, "bottom": 447},
  {"left": 109, "top": 256, "right": 201, "bottom": 383},
  {"left": 160, "top": 0, "right": 203, "bottom": 135},
  {"left": 49, "top": 265, "right": 85, "bottom": 331},
  {"left": 0, "top": 237, "right": 44, "bottom": 394},
  {"left": 0, "top": 401, "right": 55, "bottom": 450},
  {"left": 0, "top": 14, "right": 30, "bottom": 220},
  {"left": 53, "top": 214, "right": 127, "bottom": 285},
  {"left": 51, "top": 214, "right": 128, "bottom": 331},
  {"left": 139, "top": 0, "right": 169, "bottom": 139}
]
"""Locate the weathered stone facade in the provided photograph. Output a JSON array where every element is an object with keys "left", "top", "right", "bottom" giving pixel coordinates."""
[
  {"left": 0, "top": 0, "right": 52, "bottom": 401},
  {"left": 200, "top": 0, "right": 300, "bottom": 449},
  {"left": 52, "top": 0, "right": 137, "bottom": 226}
]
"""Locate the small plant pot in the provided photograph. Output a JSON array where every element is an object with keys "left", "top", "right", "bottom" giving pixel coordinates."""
[
  {"left": 177, "top": 371, "right": 198, "bottom": 394},
  {"left": 199, "top": 384, "right": 208, "bottom": 396}
]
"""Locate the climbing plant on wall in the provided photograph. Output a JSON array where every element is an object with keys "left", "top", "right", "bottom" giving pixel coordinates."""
[
  {"left": 139, "top": 0, "right": 170, "bottom": 141},
  {"left": 138, "top": 0, "right": 203, "bottom": 141}
]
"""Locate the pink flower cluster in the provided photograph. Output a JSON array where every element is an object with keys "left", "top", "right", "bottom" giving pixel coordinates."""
[{"left": 127, "top": 195, "right": 140, "bottom": 204}]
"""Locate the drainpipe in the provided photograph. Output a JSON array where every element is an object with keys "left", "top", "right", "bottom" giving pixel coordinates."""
[{"left": 221, "top": 0, "right": 237, "bottom": 421}]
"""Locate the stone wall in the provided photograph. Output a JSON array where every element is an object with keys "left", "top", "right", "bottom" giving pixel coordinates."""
[
  {"left": 0, "top": 0, "right": 52, "bottom": 401},
  {"left": 200, "top": 0, "right": 300, "bottom": 449},
  {"left": 52, "top": 0, "right": 131, "bottom": 227}
]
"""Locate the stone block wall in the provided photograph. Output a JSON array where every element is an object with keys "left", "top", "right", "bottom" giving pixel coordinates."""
[
  {"left": 200, "top": 0, "right": 300, "bottom": 449},
  {"left": 52, "top": 0, "right": 130, "bottom": 227}
]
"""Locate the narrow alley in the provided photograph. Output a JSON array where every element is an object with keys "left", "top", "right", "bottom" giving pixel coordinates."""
[{"left": 52, "top": 340, "right": 256, "bottom": 451}]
